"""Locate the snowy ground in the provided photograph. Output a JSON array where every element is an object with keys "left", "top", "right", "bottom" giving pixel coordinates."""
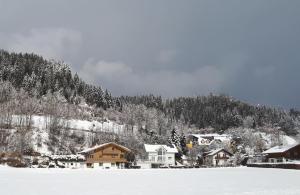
[{"left": 1, "top": 167, "right": 300, "bottom": 195}]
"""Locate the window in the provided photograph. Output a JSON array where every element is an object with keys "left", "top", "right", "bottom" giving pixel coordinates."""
[
  {"left": 277, "top": 158, "right": 283, "bottom": 163},
  {"left": 120, "top": 154, "right": 124, "bottom": 158},
  {"left": 87, "top": 163, "right": 92, "bottom": 168},
  {"left": 150, "top": 156, "right": 155, "bottom": 162},
  {"left": 158, "top": 147, "right": 165, "bottom": 155},
  {"left": 168, "top": 157, "right": 172, "bottom": 160},
  {"left": 112, "top": 147, "right": 115, "bottom": 150},
  {"left": 99, "top": 163, "right": 103, "bottom": 166},
  {"left": 111, "top": 163, "right": 116, "bottom": 166}
]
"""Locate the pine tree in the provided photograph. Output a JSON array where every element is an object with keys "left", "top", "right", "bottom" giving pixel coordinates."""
[{"left": 169, "top": 128, "right": 180, "bottom": 148}]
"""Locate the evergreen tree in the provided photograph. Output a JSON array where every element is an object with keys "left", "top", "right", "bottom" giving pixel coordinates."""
[{"left": 169, "top": 128, "right": 180, "bottom": 148}]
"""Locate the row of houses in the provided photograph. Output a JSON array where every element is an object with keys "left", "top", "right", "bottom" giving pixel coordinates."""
[
  {"left": 39, "top": 133, "right": 235, "bottom": 169},
  {"left": 190, "top": 133, "right": 300, "bottom": 169},
  {"left": 44, "top": 133, "right": 300, "bottom": 169},
  {"left": 44, "top": 141, "right": 234, "bottom": 169}
]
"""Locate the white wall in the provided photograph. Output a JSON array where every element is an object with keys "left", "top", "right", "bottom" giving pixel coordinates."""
[
  {"left": 92, "top": 162, "right": 125, "bottom": 169},
  {"left": 147, "top": 152, "right": 176, "bottom": 166}
]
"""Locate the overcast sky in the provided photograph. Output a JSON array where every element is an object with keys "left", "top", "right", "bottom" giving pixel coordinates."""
[{"left": 0, "top": 0, "right": 300, "bottom": 108}]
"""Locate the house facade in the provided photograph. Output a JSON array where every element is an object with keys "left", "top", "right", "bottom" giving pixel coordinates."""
[
  {"left": 203, "top": 148, "right": 233, "bottom": 167},
  {"left": 137, "top": 144, "right": 178, "bottom": 168},
  {"left": 79, "top": 142, "right": 131, "bottom": 169},
  {"left": 262, "top": 143, "right": 300, "bottom": 163}
]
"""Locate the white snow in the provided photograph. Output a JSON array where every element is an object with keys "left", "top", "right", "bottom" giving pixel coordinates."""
[
  {"left": 1, "top": 167, "right": 300, "bottom": 195},
  {"left": 12, "top": 115, "right": 125, "bottom": 134},
  {"left": 262, "top": 144, "right": 299, "bottom": 154},
  {"left": 284, "top": 135, "right": 297, "bottom": 145},
  {"left": 10, "top": 115, "right": 127, "bottom": 154}
]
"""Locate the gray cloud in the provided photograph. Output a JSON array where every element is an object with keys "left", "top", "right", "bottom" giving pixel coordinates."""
[
  {"left": 79, "top": 58, "right": 245, "bottom": 97},
  {"left": 0, "top": 28, "right": 82, "bottom": 60},
  {"left": 0, "top": 0, "right": 300, "bottom": 108}
]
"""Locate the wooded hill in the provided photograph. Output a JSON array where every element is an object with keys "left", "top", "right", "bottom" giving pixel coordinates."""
[{"left": 1, "top": 49, "right": 300, "bottom": 136}]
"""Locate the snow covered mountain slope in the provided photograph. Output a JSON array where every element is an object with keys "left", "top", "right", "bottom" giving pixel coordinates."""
[{"left": 10, "top": 115, "right": 127, "bottom": 155}]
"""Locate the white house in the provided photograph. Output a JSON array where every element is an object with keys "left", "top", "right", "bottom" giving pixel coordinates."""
[
  {"left": 189, "top": 134, "right": 231, "bottom": 146},
  {"left": 137, "top": 144, "right": 178, "bottom": 168},
  {"left": 203, "top": 148, "right": 233, "bottom": 167}
]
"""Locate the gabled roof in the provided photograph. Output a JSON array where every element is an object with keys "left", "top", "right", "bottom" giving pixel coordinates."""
[
  {"left": 144, "top": 144, "right": 178, "bottom": 153},
  {"left": 205, "top": 148, "right": 233, "bottom": 156},
  {"left": 262, "top": 144, "right": 299, "bottom": 154},
  {"left": 78, "top": 142, "right": 131, "bottom": 154}
]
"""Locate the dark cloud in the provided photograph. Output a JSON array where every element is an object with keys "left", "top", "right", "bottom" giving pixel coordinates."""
[{"left": 0, "top": 0, "right": 300, "bottom": 108}]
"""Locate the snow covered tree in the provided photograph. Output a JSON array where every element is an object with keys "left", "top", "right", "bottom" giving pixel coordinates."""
[{"left": 169, "top": 128, "right": 181, "bottom": 148}]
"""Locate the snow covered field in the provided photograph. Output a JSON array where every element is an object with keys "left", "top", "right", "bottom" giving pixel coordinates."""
[{"left": 1, "top": 167, "right": 300, "bottom": 195}]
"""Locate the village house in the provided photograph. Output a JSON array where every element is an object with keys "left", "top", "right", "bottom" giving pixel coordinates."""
[
  {"left": 262, "top": 143, "right": 300, "bottom": 163},
  {"left": 188, "top": 134, "right": 231, "bottom": 146},
  {"left": 137, "top": 144, "right": 178, "bottom": 168},
  {"left": 49, "top": 154, "right": 86, "bottom": 169},
  {"left": 79, "top": 142, "right": 131, "bottom": 169},
  {"left": 203, "top": 148, "right": 233, "bottom": 167}
]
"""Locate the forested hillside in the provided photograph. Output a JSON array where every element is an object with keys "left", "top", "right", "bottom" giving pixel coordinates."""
[
  {"left": 0, "top": 49, "right": 299, "bottom": 158},
  {"left": 120, "top": 95, "right": 300, "bottom": 135},
  {"left": 0, "top": 50, "right": 117, "bottom": 110}
]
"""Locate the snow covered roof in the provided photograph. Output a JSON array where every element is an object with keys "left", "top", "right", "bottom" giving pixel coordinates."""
[
  {"left": 144, "top": 144, "right": 178, "bottom": 153},
  {"left": 191, "top": 134, "right": 231, "bottom": 145},
  {"left": 262, "top": 144, "right": 299, "bottom": 154},
  {"left": 205, "top": 148, "right": 232, "bottom": 156},
  {"left": 79, "top": 142, "right": 131, "bottom": 154},
  {"left": 49, "top": 154, "right": 85, "bottom": 161}
]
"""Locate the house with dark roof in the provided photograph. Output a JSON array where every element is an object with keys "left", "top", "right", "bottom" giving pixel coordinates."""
[
  {"left": 203, "top": 148, "right": 233, "bottom": 167},
  {"left": 79, "top": 142, "right": 131, "bottom": 169},
  {"left": 262, "top": 143, "right": 300, "bottom": 163}
]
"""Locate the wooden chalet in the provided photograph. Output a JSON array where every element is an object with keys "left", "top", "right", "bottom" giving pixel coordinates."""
[
  {"left": 79, "top": 142, "right": 131, "bottom": 169},
  {"left": 203, "top": 148, "right": 233, "bottom": 167},
  {"left": 262, "top": 143, "right": 300, "bottom": 163}
]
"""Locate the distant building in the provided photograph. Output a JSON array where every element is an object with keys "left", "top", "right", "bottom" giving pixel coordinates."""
[
  {"left": 203, "top": 148, "right": 233, "bottom": 167},
  {"left": 262, "top": 143, "right": 300, "bottom": 163},
  {"left": 49, "top": 154, "right": 86, "bottom": 169},
  {"left": 188, "top": 134, "right": 231, "bottom": 146},
  {"left": 79, "top": 142, "right": 131, "bottom": 169},
  {"left": 137, "top": 144, "right": 178, "bottom": 168}
]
